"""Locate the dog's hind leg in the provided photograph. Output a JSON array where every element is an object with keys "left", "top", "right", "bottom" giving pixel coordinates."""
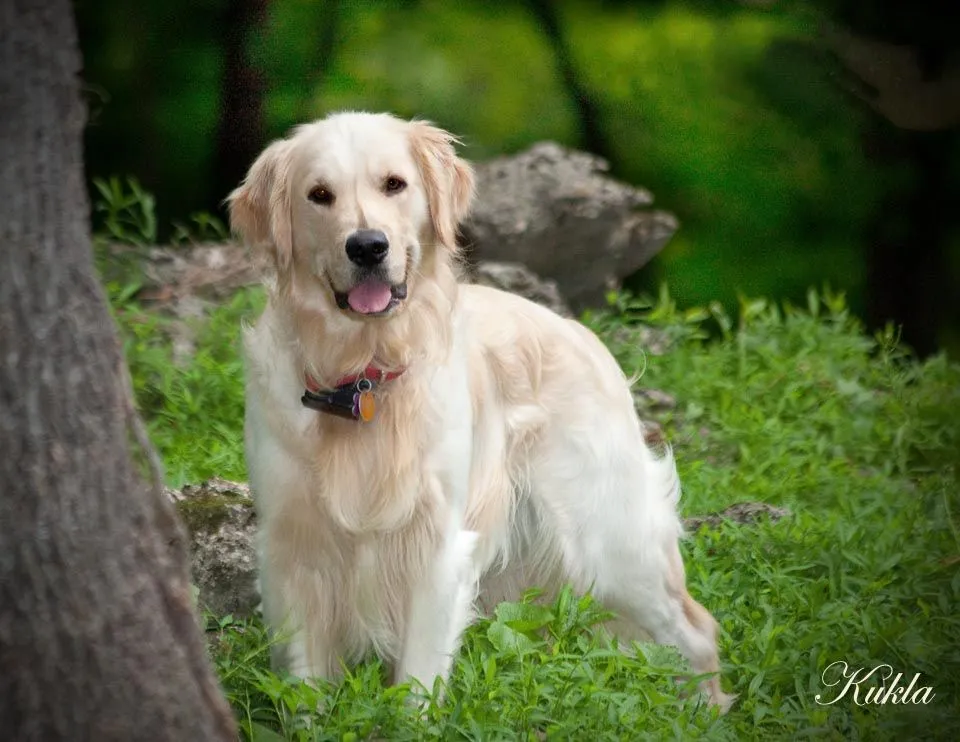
[
  {"left": 533, "top": 436, "right": 735, "bottom": 711},
  {"left": 395, "top": 529, "right": 480, "bottom": 698},
  {"left": 600, "top": 542, "right": 737, "bottom": 713},
  {"left": 562, "top": 524, "right": 735, "bottom": 711}
]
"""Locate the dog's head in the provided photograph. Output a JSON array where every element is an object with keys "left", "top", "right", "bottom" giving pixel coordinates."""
[{"left": 228, "top": 112, "right": 474, "bottom": 319}]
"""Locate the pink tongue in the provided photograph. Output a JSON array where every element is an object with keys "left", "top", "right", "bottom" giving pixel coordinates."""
[{"left": 347, "top": 280, "right": 392, "bottom": 314}]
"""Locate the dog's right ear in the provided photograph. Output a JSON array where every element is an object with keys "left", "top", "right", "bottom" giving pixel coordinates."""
[{"left": 227, "top": 138, "right": 295, "bottom": 274}]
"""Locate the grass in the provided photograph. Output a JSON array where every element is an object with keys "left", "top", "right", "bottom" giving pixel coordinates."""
[
  {"left": 99, "top": 191, "right": 960, "bottom": 739},
  {"left": 114, "top": 287, "right": 261, "bottom": 486}
]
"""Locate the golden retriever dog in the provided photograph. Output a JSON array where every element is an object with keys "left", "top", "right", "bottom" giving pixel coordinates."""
[{"left": 229, "top": 111, "right": 733, "bottom": 711}]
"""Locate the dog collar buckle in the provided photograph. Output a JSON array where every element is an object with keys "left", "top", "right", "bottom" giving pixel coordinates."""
[
  {"left": 302, "top": 376, "right": 377, "bottom": 422},
  {"left": 301, "top": 364, "right": 404, "bottom": 422}
]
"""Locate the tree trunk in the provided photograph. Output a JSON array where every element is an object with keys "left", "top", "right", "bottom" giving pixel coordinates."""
[
  {"left": 212, "top": 0, "right": 269, "bottom": 215},
  {"left": 824, "top": 18, "right": 960, "bottom": 354},
  {"left": 0, "top": 2, "right": 237, "bottom": 740},
  {"left": 863, "top": 125, "right": 954, "bottom": 355}
]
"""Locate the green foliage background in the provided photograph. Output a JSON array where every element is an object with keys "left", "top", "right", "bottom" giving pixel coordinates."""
[{"left": 78, "top": 0, "right": 886, "bottom": 321}]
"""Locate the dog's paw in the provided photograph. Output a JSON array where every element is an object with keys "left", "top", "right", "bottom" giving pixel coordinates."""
[{"left": 711, "top": 690, "right": 738, "bottom": 714}]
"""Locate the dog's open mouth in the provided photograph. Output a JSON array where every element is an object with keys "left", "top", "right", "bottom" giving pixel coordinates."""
[{"left": 334, "top": 280, "right": 407, "bottom": 316}]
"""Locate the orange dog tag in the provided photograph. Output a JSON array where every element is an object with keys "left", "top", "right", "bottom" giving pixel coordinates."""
[{"left": 358, "top": 390, "right": 376, "bottom": 422}]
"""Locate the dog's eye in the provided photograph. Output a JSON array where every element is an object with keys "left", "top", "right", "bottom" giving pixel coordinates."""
[
  {"left": 384, "top": 176, "right": 407, "bottom": 194},
  {"left": 308, "top": 186, "right": 334, "bottom": 206}
]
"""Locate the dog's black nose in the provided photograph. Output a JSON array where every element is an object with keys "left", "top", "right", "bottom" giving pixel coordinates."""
[{"left": 345, "top": 229, "right": 389, "bottom": 267}]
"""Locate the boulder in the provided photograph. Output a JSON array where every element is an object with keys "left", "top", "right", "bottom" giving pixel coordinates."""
[
  {"left": 468, "top": 261, "right": 573, "bottom": 317},
  {"left": 683, "top": 502, "right": 792, "bottom": 532},
  {"left": 166, "top": 477, "right": 259, "bottom": 617},
  {"left": 103, "top": 241, "right": 262, "bottom": 365},
  {"left": 461, "top": 142, "right": 678, "bottom": 309},
  {"left": 123, "top": 242, "right": 260, "bottom": 303}
]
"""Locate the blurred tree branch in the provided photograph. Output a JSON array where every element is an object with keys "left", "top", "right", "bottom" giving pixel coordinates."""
[
  {"left": 213, "top": 0, "right": 269, "bottom": 211},
  {"left": 744, "top": 0, "right": 959, "bottom": 353},
  {"left": 824, "top": 24, "right": 960, "bottom": 132},
  {"left": 525, "top": 0, "right": 613, "bottom": 163}
]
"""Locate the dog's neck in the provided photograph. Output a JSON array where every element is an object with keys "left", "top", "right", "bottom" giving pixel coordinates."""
[{"left": 276, "top": 259, "right": 460, "bottom": 390}]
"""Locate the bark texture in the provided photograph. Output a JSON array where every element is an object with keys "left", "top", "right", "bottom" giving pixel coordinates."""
[{"left": 0, "top": 2, "right": 237, "bottom": 740}]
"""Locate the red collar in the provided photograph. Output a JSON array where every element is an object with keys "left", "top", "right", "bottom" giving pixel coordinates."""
[{"left": 304, "top": 364, "right": 406, "bottom": 394}]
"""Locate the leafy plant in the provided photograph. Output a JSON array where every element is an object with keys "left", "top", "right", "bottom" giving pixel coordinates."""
[
  {"left": 92, "top": 175, "right": 158, "bottom": 245},
  {"left": 171, "top": 211, "right": 231, "bottom": 245}
]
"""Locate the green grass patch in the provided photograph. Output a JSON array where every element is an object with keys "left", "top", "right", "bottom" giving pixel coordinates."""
[{"left": 115, "top": 288, "right": 264, "bottom": 487}]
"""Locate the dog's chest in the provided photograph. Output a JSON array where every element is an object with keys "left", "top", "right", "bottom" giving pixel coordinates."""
[
  {"left": 300, "top": 369, "right": 473, "bottom": 533},
  {"left": 353, "top": 540, "right": 380, "bottom": 615}
]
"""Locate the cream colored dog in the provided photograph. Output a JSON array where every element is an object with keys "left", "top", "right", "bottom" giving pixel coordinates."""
[{"left": 229, "top": 111, "right": 733, "bottom": 710}]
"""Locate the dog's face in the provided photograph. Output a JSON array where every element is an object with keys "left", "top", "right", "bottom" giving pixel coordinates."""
[{"left": 229, "top": 112, "right": 474, "bottom": 319}]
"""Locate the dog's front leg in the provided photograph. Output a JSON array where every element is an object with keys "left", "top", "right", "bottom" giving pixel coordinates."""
[
  {"left": 396, "top": 528, "right": 479, "bottom": 697},
  {"left": 259, "top": 553, "right": 341, "bottom": 684},
  {"left": 397, "top": 361, "right": 477, "bottom": 696}
]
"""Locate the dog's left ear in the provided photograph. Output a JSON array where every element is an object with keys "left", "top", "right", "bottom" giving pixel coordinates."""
[{"left": 409, "top": 121, "right": 475, "bottom": 249}]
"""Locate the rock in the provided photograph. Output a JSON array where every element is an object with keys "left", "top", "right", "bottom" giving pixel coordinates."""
[
  {"left": 166, "top": 477, "right": 259, "bottom": 617},
  {"left": 165, "top": 293, "right": 214, "bottom": 366},
  {"left": 469, "top": 261, "right": 574, "bottom": 317},
  {"left": 607, "top": 324, "right": 673, "bottom": 357},
  {"left": 101, "top": 241, "right": 260, "bottom": 366},
  {"left": 461, "top": 142, "right": 678, "bottom": 310},
  {"left": 641, "top": 421, "right": 669, "bottom": 458},
  {"left": 633, "top": 387, "right": 677, "bottom": 415},
  {"left": 134, "top": 242, "right": 260, "bottom": 302},
  {"left": 101, "top": 241, "right": 260, "bottom": 319},
  {"left": 683, "top": 502, "right": 792, "bottom": 532}
]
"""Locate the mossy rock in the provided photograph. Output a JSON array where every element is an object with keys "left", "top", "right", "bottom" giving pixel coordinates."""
[
  {"left": 176, "top": 491, "right": 251, "bottom": 535},
  {"left": 166, "top": 477, "right": 260, "bottom": 617}
]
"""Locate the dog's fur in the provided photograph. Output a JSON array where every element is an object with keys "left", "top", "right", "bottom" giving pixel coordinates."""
[{"left": 229, "top": 111, "right": 733, "bottom": 709}]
